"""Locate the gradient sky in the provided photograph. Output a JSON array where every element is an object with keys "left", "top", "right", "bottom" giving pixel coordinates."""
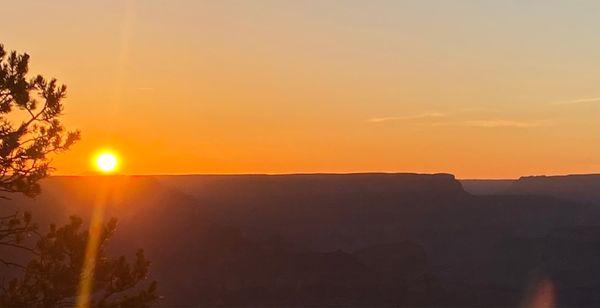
[{"left": 3, "top": 0, "right": 600, "bottom": 178}]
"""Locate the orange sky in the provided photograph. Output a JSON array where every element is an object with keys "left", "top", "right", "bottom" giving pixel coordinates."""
[{"left": 3, "top": 1, "right": 600, "bottom": 178}]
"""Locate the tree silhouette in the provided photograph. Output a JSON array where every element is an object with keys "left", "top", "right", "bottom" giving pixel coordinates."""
[
  {"left": 0, "top": 42, "right": 78, "bottom": 272},
  {"left": 0, "top": 44, "right": 79, "bottom": 198},
  {"left": 0, "top": 42, "right": 77, "bottom": 275},
  {"left": 0, "top": 216, "right": 157, "bottom": 307},
  {"left": 0, "top": 43, "right": 158, "bottom": 307}
]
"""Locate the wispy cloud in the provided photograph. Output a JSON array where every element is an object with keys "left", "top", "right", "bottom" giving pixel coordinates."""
[
  {"left": 368, "top": 112, "right": 446, "bottom": 123},
  {"left": 368, "top": 111, "right": 547, "bottom": 129},
  {"left": 136, "top": 87, "right": 155, "bottom": 91},
  {"left": 554, "top": 97, "right": 600, "bottom": 105},
  {"left": 439, "top": 119, "right": 546, "bottom": 128}
]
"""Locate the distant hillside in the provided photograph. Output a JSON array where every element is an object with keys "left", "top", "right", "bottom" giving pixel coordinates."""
[
  {"left": 508, "top": 174, "right": 600, "bottom": 204},
  {"left": 155, "top": 173, "right": 466, "bottom": 200},
  {"left": 1, "top": 173, "right": 600, "bottom": 306}
]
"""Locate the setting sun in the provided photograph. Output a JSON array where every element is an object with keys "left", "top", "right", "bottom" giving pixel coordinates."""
[{"left": 94, "top": 151, "right": 119, "bottom": 173}]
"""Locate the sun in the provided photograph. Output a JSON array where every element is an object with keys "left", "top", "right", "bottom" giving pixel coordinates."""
[{"left": 94, "top": 151, "right": 119, "bottom": 173}]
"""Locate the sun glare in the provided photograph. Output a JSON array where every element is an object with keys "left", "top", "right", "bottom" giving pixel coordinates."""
[{"left": 94, "top": 151, "right": 119, "bottom": 173}]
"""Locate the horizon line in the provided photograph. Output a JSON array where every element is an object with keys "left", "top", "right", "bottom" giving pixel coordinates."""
[{"left": 46, "top": 171, "right": 600, "bottom": 180}]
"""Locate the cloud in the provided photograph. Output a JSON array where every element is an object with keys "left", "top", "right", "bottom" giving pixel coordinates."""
[
  {"left": 136, "top": 87, "right": 155, "bottom": 91},
  {"left": 554, "top": 97, "right": 600, "bottom": 105},
  {"left": 368, "top": 111, "right": 546, "bottom": 129},
  {"left": 451, "top": 119, "right": 545, "bottom": 128},
  {"left": 368, "top": 112, "right": 446, "bottom": 123}
]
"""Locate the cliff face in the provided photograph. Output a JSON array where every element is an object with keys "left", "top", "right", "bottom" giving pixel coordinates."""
[
  {"left": 508, "top": 174, "right": 600, "bottom": 203},
  {"left": 155, "top": 173, "right": 472, "bottom": 252},
  {"left": 460, "top": 179, "right": 515, "bottom": 195},
  {"left": 156, "top": 172, "right": 468, "bottom": 200}
]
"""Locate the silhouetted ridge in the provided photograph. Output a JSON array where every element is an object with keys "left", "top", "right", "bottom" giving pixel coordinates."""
[
  {"left": 509, "top": 174, "right": 600, "bottom": 203},
  {"left": 157, "top": 172, "right": 468, "bottom": 199}
]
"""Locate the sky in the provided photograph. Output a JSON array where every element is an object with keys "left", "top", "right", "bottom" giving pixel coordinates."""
[{"left": 2, "top": 0, "right": 600, "bottom": 178}]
